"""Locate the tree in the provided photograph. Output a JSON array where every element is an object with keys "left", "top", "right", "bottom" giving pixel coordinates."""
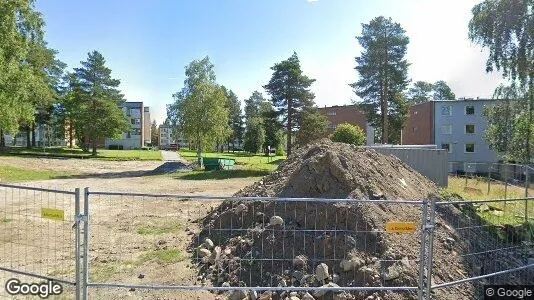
[
  {"left": 433, "top": 80, "right": 456, "bottom": 100},
  {"left": 244, "top": 91, "right": 266, "bottom": 122},
  {"left": 222, "top": 87, "right": 244, "bottom": 151},
  {"left": 407, "top": 81, "right": 434, "bottom": 104},
  {"left": 351, "top": 16, "right": 410, "bottom": 144},
  {"left": 264, "top": 52, "right": 316, "bottom": 155},
  {"left": 169, "top": 57, "right": 230, "bottom": 165},
  {"left": 243, "top": 117, "right": 265, "bottom": 153},
  {"left": 469, "top": 0, "right": 534, "bottom": 163},
  {"left": 484, "top": 84, "right": 533, "bottom": 162},
  {"left": 0, "top": 0, "right": 49, "bottom": 148},
  {"left": 260, "top": 102, "right": 283, "bottom": 154},
  {"left": 331, "top": 123, "right": 366, "bottom": 146},
  {"left": 150, "top": 120, "right": 158, "bottom": 146},
  {"left": 295, "top": 108, "right": 329, "bottom": 147},
  {"left": 74, "top": 51, "right": 130, "bottom": 155}
]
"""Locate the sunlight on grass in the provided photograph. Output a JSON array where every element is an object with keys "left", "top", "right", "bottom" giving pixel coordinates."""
[
  {"left": 0, "top": 165, "right": 70, "bottom": 182},
  {"left": 0, "top": 147, "right": 162, "bottom": 161},
  {"left": 178, "top": 149, "right": 285, "bottom": 172},
  {"left": 139, "top": 249, "right": 185, "bottom": 265},
  {"left": 174, "top": 169, "right": 270, "bottom": 180},
  {"left": 137, "top": 222, "right": 183, "bottom": 235}
]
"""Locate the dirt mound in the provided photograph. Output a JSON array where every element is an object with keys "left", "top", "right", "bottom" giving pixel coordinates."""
[
  {"left": 146, "top": 161, "right": 192, "bottom": 175},
  {"left": 194, "top": 140, "right": 531, "bottom": 300}
]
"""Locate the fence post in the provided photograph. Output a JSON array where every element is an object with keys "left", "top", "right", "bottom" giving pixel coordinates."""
[
  {"left": 418, "top": 200, "right": 428, "bottom": 300},
  {"left": 74, "top": 188, "right": 81, "bottom": 300},
  {"left": 504, "top": 163, "right": 508, "bottom": 200},
  {"left": 525, "top": 166, "right": 529, "bottom": 223},
  {"left": 82, "top": 187, "right": 90, "bottom": 300},
  {"left": 425, "top": 199, "right": 436, "bottom": 298}
]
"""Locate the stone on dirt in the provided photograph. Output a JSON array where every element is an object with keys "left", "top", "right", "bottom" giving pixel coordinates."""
[
  {"left": 197, "top": 248, "right": 211, "bottom": 258},
  {"left": 269, "top": 215, "right": 284, "bottom": 226},
  {"left": 315, "top": 263, "right": 329, "bottom": 283}
]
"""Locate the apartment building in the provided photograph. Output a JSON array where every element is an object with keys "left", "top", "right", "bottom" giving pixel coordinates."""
[
  {"left": 105, "top": 101, "right": 150, "bottom": 150},
  {"left": 158, "top": 124, "right": 174, "bottom": 148},
  {"left": 317, "top": 105, "right": 375, "bottom": 145},
  {"left": 143, "top": 107, "right": 151, "bottom": 146}
]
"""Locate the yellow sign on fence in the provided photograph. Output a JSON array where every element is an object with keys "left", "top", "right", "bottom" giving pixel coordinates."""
[
  {"left": 41, "top": 208, "right": 64, "bottom": 221},
  {"left": 386, "top": 221, "right": 417, "bottom": 233}
]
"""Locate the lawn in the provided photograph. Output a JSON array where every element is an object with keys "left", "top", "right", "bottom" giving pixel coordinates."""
[
  {"left": 445, "top": 176, "right": 534, "bottom": 226},
  {"left": 0, "top": 165, "right": 70, "bottom": 182},
  {"left": 178, "top": 149, "right": 285, "bottom": 172},
  {"left": 0, "top": 147, "right": 162, "bottom": 161}
]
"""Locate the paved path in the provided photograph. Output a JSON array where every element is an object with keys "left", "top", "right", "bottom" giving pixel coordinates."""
[{"left": 160, "top": 150, "right": 181, "bottom": 161}]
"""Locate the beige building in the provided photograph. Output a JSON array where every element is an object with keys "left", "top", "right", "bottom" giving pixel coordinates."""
[{"left": 143, "top": 107, "right": 151, "bottom": 145}]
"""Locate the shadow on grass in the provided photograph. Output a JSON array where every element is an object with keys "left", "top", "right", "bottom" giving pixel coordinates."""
[
  {"left": 268, "top": 158, "right": 285, "bottom": 165},
  {"left": 174, "top": 169, "right": 270, "bottom": 180}
]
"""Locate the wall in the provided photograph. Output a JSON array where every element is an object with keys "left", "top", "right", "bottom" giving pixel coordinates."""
[
  {"left": 369, "top": 146, "right": 448, "bottom": 187},
  {"left": 317, "top": 105, "right": 367, "bottom": 133},
  {"left": 105, "top": 102, "right": 143, "bottom": 150},
  {"left": 434, "top": 99, "right": 501, "bottom": 172},
  {"left": 402, "top": 102, "right": 434, "bottom": 145}
]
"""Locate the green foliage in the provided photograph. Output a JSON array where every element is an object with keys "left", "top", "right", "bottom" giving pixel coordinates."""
[
  {"left": 469, "top": 0, "right": 534, "bottom": 163},
  {"left": 331, "top": 123, "right": 366, "bottom": 146},
  {"left": 139, "top": 249, "right": 184, "bottom": 265},
  {"left": 169, "top": 57, "right": 231, "bottom": 162},
  {"left": 243, "top": 117, "right": 265, "bottom": 153},
  {"left": 244, "top": 91, "right": 267, "bottom": 122},
  {"left": 0, "top": 165, "right": 69, "bottom": 182},
  {"left": 150, "top": 120, "right": 158, "bottom": 146},
  {"left": 352, "top": 16, "right": 410, "bottom": 144},
  {"left": 407, "top": 81, "right": 433, "bottom": 104},
  {"left": 295, "top": 108, "right": 329, "bottom": 147},
  {"left": 261, "top": 101, "right": 283, "bottom": 153},
  {"left": 275, "top": 145, "right": 286, "bottom": 156},
  {"left": 223, "top": 87, "right": 244, "bottom": 146},
  {"left": 264, "top": 52, "right": 316, "bottom": 155},
  {"left": 433, "top": 80, "right": 456, "bottom": 100}
]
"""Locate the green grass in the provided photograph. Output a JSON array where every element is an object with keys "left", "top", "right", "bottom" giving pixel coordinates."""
[
  {"left": 1, "top": 146, "right": 162, "bottom": 161},
  {"left": 178, "top": 149, "right": 285, "bottom": 172},
  {"left": 139, "top": 249, "right": 185, "bottom": 265},
  {"left": 137, "top": 222, "right": 183, "bottom": 235},
  {"left": 445, "top": 176, "right": 534, "bottom": 226},
  {"left": 1, "top": 217, "right": 12, "bottom": 223},
  {"left": 0, "top": 165, "right": 70, "bottom": 182}
]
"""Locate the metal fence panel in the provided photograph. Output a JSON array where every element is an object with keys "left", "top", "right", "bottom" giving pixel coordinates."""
[
  {"left": 84, "top": 190, "right": 425, "bottom": 299},
  {"left": 0, "top": 183, "right": 79, "bottom": 299}
]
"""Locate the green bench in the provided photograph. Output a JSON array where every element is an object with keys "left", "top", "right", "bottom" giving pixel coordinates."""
[{"left": 201, "top": 157, "right": 236, "bottom": 171}]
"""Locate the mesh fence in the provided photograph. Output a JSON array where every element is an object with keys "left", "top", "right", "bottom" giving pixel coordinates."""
[{"left": 0, "top": 183, "right": 78, "bottom": 299}]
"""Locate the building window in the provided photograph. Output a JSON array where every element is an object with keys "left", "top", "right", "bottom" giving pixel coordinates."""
[
  {"left": 126, "top": 131, "right": 131, "bottom": 138},
  {"left": 412, "top": 126, "right": 418, "bottom": 132},
  {"left": 413, "top": 111, "right": 418, "bottom": 115},
  {"left": 441, "top": 143, "right": 452, "bottom": 153},
  {"left": 132, "top": 128, "right": 142, "bottom": 136},
  {"left": 441, "top": 124, "right": 452, "bottom": 134},
  {"left": 465, "top": 105, "right": 475, "bottom": 115},
  {"left": 327, "top": 111, "right": 337, "bottom": 116},
  {"left": 328, "top": 124, "right": 337, "bottom": 130},
  {"left": 465, "top": 124, "right": 475, "bottom": 134},
  {"left": 441, "top": 105, "right": 452, "bottom": 116},
  {"left": 465, "top": 143, "right": 475, "bottom": 153}
]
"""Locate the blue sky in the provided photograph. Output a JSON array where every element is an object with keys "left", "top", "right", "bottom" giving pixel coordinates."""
[{"left": 36, "top": 0, "right": 504, "bottom": 124}]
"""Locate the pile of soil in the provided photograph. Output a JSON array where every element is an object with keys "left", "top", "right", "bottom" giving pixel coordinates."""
[
  {"left": 146, "top": 161, "right": 192, "bottom": 175},
  {"left": 193, "top": 139, "right": 532, "bottom": 300}
]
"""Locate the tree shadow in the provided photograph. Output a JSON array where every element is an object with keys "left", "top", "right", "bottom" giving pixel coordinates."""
[{"left": 174, "top": 169, "right": 269, "bottom": 180}]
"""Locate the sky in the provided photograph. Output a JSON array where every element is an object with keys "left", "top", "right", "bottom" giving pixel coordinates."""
[{"left": 35, "top": 0, "right": 505, "bottom": 125}]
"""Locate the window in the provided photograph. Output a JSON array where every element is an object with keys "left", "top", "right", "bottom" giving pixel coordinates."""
[
  {"left": 130, "top": 108, "right": 141, "bottom": 118},
  {"left": 413, "top": 111, "right": 418, "bottom": 115},
  {"left": 465, "top": 124, "right": 475, "bottom": 134},
  {"left": 441, "top": 124, "right": 452, "bottom": 134},
  {"left": 441, "top": 143, "right": 452, "bottom": 153},
  {"left": 327, "top": 111, "right": 337, "bottom": 116},
  {"left": 441, "top": 105, "right": 452, "bottom": 116},
  {"left": 465, "top": 105, "right": 475, "bottom": 115},
  {"left": 132, "top": 128, "right": 142, "bottom": 136},
  {"left": 328, "top": 123, "right": 337, "bottom": 130},
  {"left": 412, "top": 126, "right": 418, "bottom": 132},
  {"left": 465, "top": 143, "right": 475, "bottom": 153}
]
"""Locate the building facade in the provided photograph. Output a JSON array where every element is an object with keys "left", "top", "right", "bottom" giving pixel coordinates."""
[
  {"left": 105, "top": 101, "right": 150, "bottom": 150},
  {"left": 402, "top": 101, "right": 435, "bottom": 145},
  {"left": 158, "top": 124, "right": 174, "bottom": 148},
  {"left": 317, "top": 105, "right": 367, "bottom": 132},
  {"left": 143, "top": 107, "right": 151, "bottom": 146}
]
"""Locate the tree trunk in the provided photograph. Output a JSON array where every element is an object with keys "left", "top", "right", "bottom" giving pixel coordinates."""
[
  {"left": 31, "top": 123, "right": 36, "bottom": 148},
  {"left": 287, "top": 99, "right": 293, "bottom": 155},
  {"left": 0, "top": 129, "right": 4, "bottom": 150},
  {"left": 26, "top": 127, "right": 31, "bottom": 149},
  {"left": 197, "top": 134, "right": 203, "bottom": 168}
]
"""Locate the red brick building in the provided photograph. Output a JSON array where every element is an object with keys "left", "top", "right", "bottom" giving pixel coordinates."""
[
  {"left": 401, "top": 102, "right": 435, "bottom": 145},
  {"left": 317, "top": 105, "right": 367, "bottom": 133}
]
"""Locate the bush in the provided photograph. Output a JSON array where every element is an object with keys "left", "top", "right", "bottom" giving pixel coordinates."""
[
  {"left": 275, "top": 145, "right": 286, "bottom": 156},
  {"left": 330, "top": 123, "right": 366, "bottom": 146}
]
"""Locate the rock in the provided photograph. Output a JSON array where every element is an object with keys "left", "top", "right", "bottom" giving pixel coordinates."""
[
  {"left": 229, "top": 290, "right": 247, "bottom": 300},
  {"left": 313, "top": 282, "right": 339, "bottom": 298},
  {"left": 269, "top": 215, "right": 284, "bottom": 226},
  {"left": 315, "top": 263, "right": 330, "bottom": 283},
  {"left": 359, "top": 266, "right": 375, "bottom": 277},
  {"left": 492, "top": 210, "right": 504, "bottom": 216},
  {"left": 278, "top": 278, "right": 287, "bottom": 287},
  {"left": 137, "top": 274, "right": 145, "bottom": 279},
  {"left": 332, "top": 273, "right": 340, "bottom": 283},
  {"left": 333, "top": 293, "right": 350, "bottom": 300},
  {"left": 210, "top": 246, "right": 221, "bottom": 263},
  {"left": 383, "top": 264, "right": 402, "bottom": 281},
  {"left": 477, "top": 204, "right": 490, "bottom": 212},
  {"left": 235, "top": 203, "right": 247, "bottom": 214},
  {"left": 293, "top": 255, "right": 308, "bottom": 268},
  {"left": 289, "top": 297, "right": 300, "bottom": 300},
  {"left": 259, "top": 291, "right": 272, "bottom": 300},
  {"left": 221, "top": 282, "right": 230, "bottom": 287},
  {"left": 302, "top": 293, "right": 315, "bottom": 300},
  {"left": 224, "top": 248, "right": 232, "bottom": 256},
  {"left": 203, "top": 238, "right": 215, "bottom": 250},
  {"left": 289, "top": 292, "right": 298, "bottom": 297},
  {"left": 340, "top": 257, "right": 365, "bottom": 272},
  {"left": 340, "top": 259, "right": 352, "bottom": 272},
  {"left": 197, "top": 248, "right": 211, "bottom": 258},
  {"left": 292, "top": 270, "right": 304, "bottom": 281},
  {"left": 248, "top": 290, "right": 258, "bottom": 300}
]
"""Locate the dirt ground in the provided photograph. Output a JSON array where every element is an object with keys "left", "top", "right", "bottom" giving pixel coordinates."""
[{"left": 0, "top": 156, "right": 258, "bottom": 300}]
